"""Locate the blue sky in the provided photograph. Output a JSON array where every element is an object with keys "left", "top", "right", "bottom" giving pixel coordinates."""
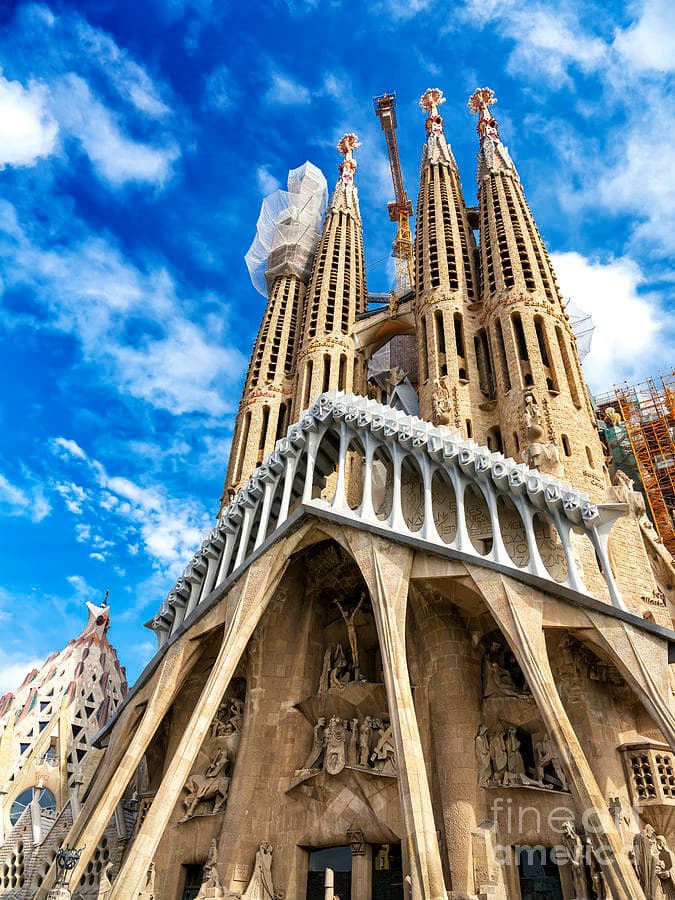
[{"left": 0, "top": 0, "right": 673, "bottom": 691}]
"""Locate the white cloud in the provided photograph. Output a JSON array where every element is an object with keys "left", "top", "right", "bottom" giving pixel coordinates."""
[
  {"left": 203, "top": 64, "right": 238, "bottom": 113},
  {"left": 0, "top": 651, "right": 45, "bottom": 695},
  {"left": 0, "top": 72, "right": 58, "bottom": 168},
  {"left": 256, "top": 165, "right": 281, "bottom": 195},
  {"left": 265, "top": 71, "right": 311, "bottom": 106},
  {"left": 552, "top": 251, "right": 668, "bottom": 390},
  {"left": 0, "top": 472, "right": 51, "bottom": 523},
  {"left": 49, "top": 441, "right": 212, "bottom": 574},
  {"left": 52, "top": 437, "right": 88, "bottom": 460},
  {"left": 460, "top": 0, "right": 606, "bottom": 85},
  {"left": 0, "top": 204, "right": 247, "bottom": 415},
  {"left": 614, "top": 0, "right": 675, "bottom": 72},
  {"left": 51, "top": 74, "right": 178, "bottom": 187}
]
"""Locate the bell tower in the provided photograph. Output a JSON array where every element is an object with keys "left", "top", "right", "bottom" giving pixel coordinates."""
[
  {"left": 292, "top": 134, "right": 368, "bottom": 420},
  {"left": 468, "top": 87, "right": 608, "bottom": 495},
  {"left": 413, "top": 88, "right": 479, "bottom": 434}
]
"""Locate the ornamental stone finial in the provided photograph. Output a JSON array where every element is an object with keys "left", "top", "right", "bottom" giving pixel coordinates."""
[
  {"left": 468, "top": 87, "right": 500, "bottom": 144},
  {"left": 337, "top": 133, "right": 360, "bottom": 186},
  {"left": 420, "top": 87, "right": 446, "bottom": 118}
]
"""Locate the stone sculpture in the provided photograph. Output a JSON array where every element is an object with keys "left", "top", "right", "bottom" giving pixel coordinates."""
[
  {"left": 604, "top": 407, "right": 622, "bottom": 427},
  {"left": 482, "top": 640, "right": 532, "bottom": 700},
  {"left": 137, "top": 862, "right": 155, "bottom": 899},
  {"left": 196, "top": 839, "right": 225, "bottom": 899},
  {"left": 318, "top": 647, "right": 332, "bottom": 693},
  {"left": 329, "top": 644, "right": 351, "bottom": 689},
  {"left": 296, "top": 717, "right": 326, "bottom": 774},
  {"left": 241, "top": 842, "right": 275, "bottom": 900},
  {"left": 347, "top": 717, "right": 359, "bottom": 766},
  {"left": 561, "top": 822, "right": 590, "bottom": 900},
  {"left": 632, "top": 824, "right": 660, "bottom": 900},
  {"left": 359, "top": 716, "right": 372, "bottom": 767},
  {"left": 324, "top": 715, "right": 347, "bottom": 775},
  {"left": 587, "top": 837, "right": 607, "bottom": 899},
  {"left": 370, "top": 721, "right": 397, "bottom": 775},
  {"left": 97, "top": 861, "right": 114, "bottom": 899},
  {"left": 521, "top": 391, "right": 564, "bottom": 476},
  {"left": 431, "top": 377, "right": 453, "bottom": 426},
  {"left": 656, "top": 834, "right": 675, "bottom": 899},
  {"left": 334, "top": 594, "right": 365, "bottom": 679},
  {"left": 503, "top": 727, "right": 527, "bottom": 786},
  {"left": 181, "top": 692, "right": 242, "bottom": 820},
  {"left": 534, "top": 735, "right": 569, "bottom": 791},
  {"left": 475, "top": 724, "right": 492, "bottom": 788},
  {"left": 488, "top": 727, "right": 508, "bottom": 785}
]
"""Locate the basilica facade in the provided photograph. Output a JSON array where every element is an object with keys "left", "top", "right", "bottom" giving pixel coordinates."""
[{"left": 32, "top": 88, "right": 675, "bottom": 900}]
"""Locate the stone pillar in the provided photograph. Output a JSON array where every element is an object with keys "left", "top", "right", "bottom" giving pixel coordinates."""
[
  {"left": 108, "top": 548, "right": 289, "bottom": 899},
  {"left": 469, "top": 567, "right": 644, "bottom": 899},
  {"left": 349, "top": 532, "right": 448, "bottom": 900},
  {"left": 351, "top": 845, "right": 372, "bottom": 900}
]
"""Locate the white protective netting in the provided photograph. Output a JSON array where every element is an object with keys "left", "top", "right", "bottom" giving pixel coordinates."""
[
  {"left": 565, "top": 298, "right": 595, "bottom": 361},
  {"left": 245, "top": 161, "right": 328, "bottom": 296}
]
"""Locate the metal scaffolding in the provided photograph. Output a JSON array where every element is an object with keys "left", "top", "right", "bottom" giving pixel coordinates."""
[{"left": 613, "top": 372, "right": 675, "bottom": 556}]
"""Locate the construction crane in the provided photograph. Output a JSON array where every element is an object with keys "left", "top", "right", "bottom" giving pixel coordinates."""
[{"left": 373, "top": 92, "right": 414, "bottom": 295}]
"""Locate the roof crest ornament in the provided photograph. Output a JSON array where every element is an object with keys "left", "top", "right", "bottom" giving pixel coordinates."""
[
  {"left": 467, "top": 86, "right": 517, "bottom": 180},
  {"left": 335, "top": 133, "right": 361, "bottom": 210},
  {"left": 419, "top": 88, "right": 454, "bottom": 168}
]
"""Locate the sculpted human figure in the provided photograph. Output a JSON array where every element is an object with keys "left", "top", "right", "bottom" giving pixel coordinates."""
[
  {"left": 97, "top": 861, "right": 114, "bottom": 899},
  {"left": 475, "top": 724, "right": 492, "bottom": 787},
  {"left": 587, "top": 837, "right": 607, "bottom": 899},
  {"left": 319, "top": 646, "right": 333, "bottom": 693},
  {"left": 431, "top": 377, "right": 452, "bottom": 426},
  {"left": 632, "top": 825, "right": 660, "bottom": 900},
  {"left": 347, "top": 718, "right": 359, "bottom": 766},
  {"left": 657, "top": 835, "right": 675, "bottom": 899},
  {"left": 488, "top": 726, "right": 508, "bottom": 785},
  {"left": 504, "top": 727, "right": 526, "bottom": 786},
  {"left": 334, "top": 594, "right": 365, "bottom": 678},
  {"left": 241, "top": 842, "right": 275, "bottom": 900},
  {"left": 482, "top": 641, "right": 531, "bottom": 699},
  {"left": 359, "top": 716, "right": 372, "bottom": 767},
  {"left": 196, "top": 839, "right": 224, "bottom": 899},
  {"left": 533, "top": 735, "right": 568, "bottom": 790},
  {"left": 329, "top": 643, "right": 350, "bottom": 689},
  {"left": 298, "top": 717, "right": 326, "bottom": 773},
  {"left": 561, "top": 823, "right": 589, "bottom": 900},
  {"left": 324, "top": 715, "right": 347, "bottom": 775}
]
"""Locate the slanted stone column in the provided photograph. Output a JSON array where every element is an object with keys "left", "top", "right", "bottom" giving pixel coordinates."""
[
  {"left": 108, "top": 542, "right": 292, "bottom": 899},
  {"left": 469, "top": 567, "right": 644, "bottom": 898},
  {"left": 348, "top": 532, "right": 448, "bottom": 900}
]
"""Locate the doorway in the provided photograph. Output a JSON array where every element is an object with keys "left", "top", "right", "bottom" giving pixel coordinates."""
[
  {"left": 306, "top": 846, "right": 352, "bottom": 900},
  {"left": 517, "top": 847, "right": 563, "bottom": 900},
  {"left": 372, "top": 842, "right": 404, "bottom": 899},
  {"left": 181, "top": 864, "right": 204, "bottom": 900}
]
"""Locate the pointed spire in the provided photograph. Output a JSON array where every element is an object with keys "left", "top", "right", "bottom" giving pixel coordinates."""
[
  {"left": 333, "top": 133, "right": 361, "bottom": 211},
  {"left": 467, "top": 87, "right": 517, "bottom": 180},
  {"left": 419, "top": 88, "right": 455, "bottom": 167}
]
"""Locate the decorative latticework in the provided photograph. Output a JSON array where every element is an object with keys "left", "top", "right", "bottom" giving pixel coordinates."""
[
  {"left": 615, "top": 372, "right": 675, "bottom": 555},
  {"left": 621, "top": 741, "right": 675, "bottom": 807}
]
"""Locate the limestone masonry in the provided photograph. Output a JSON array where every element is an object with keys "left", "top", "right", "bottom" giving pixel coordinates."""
[{"left": 13, "top": 87, "right": 675, "bottom": 900}]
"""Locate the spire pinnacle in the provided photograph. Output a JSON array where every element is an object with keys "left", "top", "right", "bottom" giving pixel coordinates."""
[
  {"left": 419, "top": 88, "right": 454, "bottom": 167},
  {"left": 467, "top": 87, "right": 517, "bottom": 179},
  {"left": 334, "top": 133, "right": 361, "bottom": 210}
]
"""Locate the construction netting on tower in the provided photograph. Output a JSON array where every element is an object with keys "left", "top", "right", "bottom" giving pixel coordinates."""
[
  {"left": 614, "top": 372, "right": 675, "bottom": 556},
  {"left": 564, "top": 298, "right": 595, "bottom": 362},
  {"left": 245, "top": 162, "right": 328, "bottom": 296}
]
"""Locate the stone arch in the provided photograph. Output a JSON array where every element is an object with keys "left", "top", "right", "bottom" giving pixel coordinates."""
[
  {"left": 401, "top": 454, "right": 424, "bottom": 533},
  {"left": 431, "top": 467, "right": 457, "bottom": 544}
]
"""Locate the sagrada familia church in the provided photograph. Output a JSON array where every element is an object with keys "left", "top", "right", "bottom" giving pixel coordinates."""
[{"left": 2, "top": 87, "right": 675, "bottom": 900}]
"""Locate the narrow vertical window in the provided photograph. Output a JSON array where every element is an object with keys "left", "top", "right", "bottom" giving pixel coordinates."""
[
  {"left": 475, "top": 328, "right": 495, "bottom": 400},
  {"left": 338, "top": 355, "right": 347, "bottom": 391},
  {"left": 303, "top": 360, "right": 313, "bottom": 408},
  {"left": 495, "top": 318, "right": 511, "bottom": 392},
  {"left": 275, "top": 403, "right": 287, "bottom": 442},
  {"left": 259, "top": 406, "right": 270, "bottom": 451},
  {"left": 555, "top": 326, "right": 581, "bottom": 407},
  {"left": 420, "top": 314, "right": 429, "bottom": 382},
  {"left": 322, "top": 355, "right": 331, "bottom": 393},
  {"left": 234, "top": 412, "right": 251, "bottom": 483}
]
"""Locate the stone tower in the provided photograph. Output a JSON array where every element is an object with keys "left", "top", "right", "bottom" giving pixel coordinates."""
[
  {"left": 223, "top": 163, "right": 327, "bottom": 504},
  {"left": 292, "top": 134, "right": 368, "bottom": 420},
  {"left": 36, "top": 90, "right": 675, "bottom": 900},
  {"left": 0, "top": 601, "right": 128, "bottom": 897},
  {"left": 414, "top": 87, "right": 480, "bottom": 433},
  {"left": 467, "top": 87, "right": 607, "bottom": 495}
]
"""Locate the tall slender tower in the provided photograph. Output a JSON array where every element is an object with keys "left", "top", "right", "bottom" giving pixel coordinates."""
[
  {"left": 413, "top": 89, "right": 480, "bottom": 434},
  {"left": 292, "top": 134, "right": 368, "bottom": 419},
  {"left": 222, "top": 164, "right": 327, "bottom": 506},
  {"left": 468, "top": 88, "right": 608, "bottom": 495}
]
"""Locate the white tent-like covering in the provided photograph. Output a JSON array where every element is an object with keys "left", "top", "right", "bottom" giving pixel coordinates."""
[{"left": 245, "top": 162, "right": 328, "bottom": 297}]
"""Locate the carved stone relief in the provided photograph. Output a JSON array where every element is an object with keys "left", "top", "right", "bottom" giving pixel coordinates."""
[
  {"left": 180, "top": 690, "right": 244, "bottom": 822},
  {"left": 195, "top": 839, "right": 225, "bottom": 900},
  {"left": 240, "top": 842, "right": 276, "bottom": 900},
  {"left": 294, "top": 714, "right": 396, "bottom": 780},
  {"left": 481, "top": 638, "right": 532, "bottom": 701},
  {"left": 475, "top": 723, "right": 570, "bottom": 791}
]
